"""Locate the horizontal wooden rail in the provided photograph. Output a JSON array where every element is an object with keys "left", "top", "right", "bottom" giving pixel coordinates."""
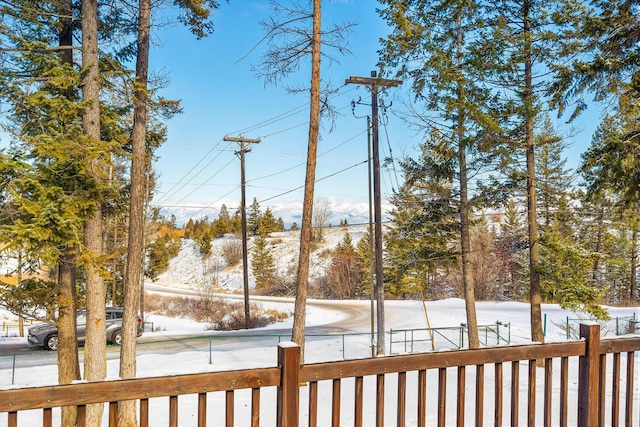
[
  {"left": 0, "top": 367, "right": 281, "bottom": 412},
  {"left": 299, "top": 340, "right": 586, "bottom": 382}
]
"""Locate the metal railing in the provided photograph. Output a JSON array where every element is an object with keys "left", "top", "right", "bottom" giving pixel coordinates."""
[{"left": 389, "top": 321, "right": 511, "bottom": 354}]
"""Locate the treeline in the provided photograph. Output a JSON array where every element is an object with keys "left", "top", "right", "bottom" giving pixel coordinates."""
[{"left": 182, "top": 198, "right": 287, "bottom": 256}]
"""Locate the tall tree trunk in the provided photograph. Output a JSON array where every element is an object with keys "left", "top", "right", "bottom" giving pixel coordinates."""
[
  {"left": 81, "top": 0, "right": 107, "bottom": 423},
  {"left": 119, "top": 0, "right": 150, "bottom": 422},
  {"left": 456, "top": 8, "right": 479, "bottom": 349},
  {"left": 57, "top": 252, "right": 79, "bottom": 427},
  {"left": 630, "top": 209, "right": 638, "bottom": 305},
  {"left": 58, "top": 2, "right": 80, "bottom": 425},
  {"left": 523, "top": 0, "right": 544, "bottom": 344},
  {"left": 291, "top": 0, "right": 321, "bottom": 361}
]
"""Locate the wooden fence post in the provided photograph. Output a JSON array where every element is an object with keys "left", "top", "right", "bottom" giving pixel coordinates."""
[
  {"left": 578, "top": 323, "right": 600, "bottom": 427},
  {"left": 277, "top": 342, "right": 300, "bottom": 427}
]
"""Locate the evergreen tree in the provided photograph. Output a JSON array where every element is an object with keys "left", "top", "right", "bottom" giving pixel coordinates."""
[
  {"left": 230, "top": 209, "right": 242, "bottom": 235},
  {"left": 247, "top": 198, "right": 261, "bottom": 235},
  {"left": 214, "top": 204, "right": 231, "bottom": 237},
  {"left": 197, "top": 232, "right": 212, "bottom": 255},
  {"left": 535, "top": 114, "right": 575, "bottom": 230},
  {"left": 384, "top": 140, "right": 459, "bottom": 300},
  {"left": 538, "top": 224, "right": 608, "bottom": 319},
  {"left": 581, "top": 106, "right": 640, "bottom": 303},
  {"left": 550, "top": 1, "right": 640, "bottom": 120},
  {"left": 257, "top": 207, "right": 279, "bottom": 236},
  {"left": 379, "top": 0, "right": 507, "bottom": 348},
  {"left": 325, "top": 232, "right": 366, "bottom": 299},
  {"left": 495, "top": 199, "right": 528, "bottom": 300},
  {"left": 251, "top": 235, "right": 276, "bottom": 291},
  {"left": 479, "top": 0, "right": 586, "bottom": 345}
]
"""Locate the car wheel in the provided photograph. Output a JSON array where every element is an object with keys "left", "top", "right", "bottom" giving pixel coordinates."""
[
  {"left": 44, "top": 334, "right": 59, "bottom": 351},
  {"left": 112, "top": 329, "right": 122, "bottom": 345}
]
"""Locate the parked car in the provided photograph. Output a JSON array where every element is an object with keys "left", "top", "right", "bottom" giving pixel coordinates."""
[{"left": 27, "top": 307, "right": 143, "bottom": 351}]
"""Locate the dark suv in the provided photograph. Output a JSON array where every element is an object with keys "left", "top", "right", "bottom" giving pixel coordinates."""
[{"left": 27, "top": 307, "right": 143, "bottom": 351}]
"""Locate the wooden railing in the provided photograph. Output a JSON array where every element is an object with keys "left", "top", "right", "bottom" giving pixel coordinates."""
[{"left": 0, "top": 323, "right": 637, "bottom": 426}]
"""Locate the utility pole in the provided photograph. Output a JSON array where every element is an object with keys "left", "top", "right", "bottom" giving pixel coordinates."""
[
  {"left": 224, "top": 135, "right": 261, "bottom": 328},
  {"left": 346, "top": 71, "right": 401, "bottom": 355}
]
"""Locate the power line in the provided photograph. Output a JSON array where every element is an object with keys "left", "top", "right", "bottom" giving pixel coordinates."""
[
  {"left": 257, "top": 160, "right": 368, "bottom": 204},
  {"left": 155, "top": 86, "right": 359, "bottom": 203}
]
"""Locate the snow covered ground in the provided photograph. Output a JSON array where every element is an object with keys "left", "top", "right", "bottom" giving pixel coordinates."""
[
  {"left": 0, "top": 227, "right": 638, "bottom": 426},
  {"left": 0, "top": 297, "right": 638, "bottom": 426}
]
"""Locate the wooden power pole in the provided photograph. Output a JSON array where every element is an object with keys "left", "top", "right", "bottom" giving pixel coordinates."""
[
  {"left": 224, "top": 135, "right": 261, "bottom": 328},
  {"left": 346, "top": 71, "right": 401, "bottom": 355}
]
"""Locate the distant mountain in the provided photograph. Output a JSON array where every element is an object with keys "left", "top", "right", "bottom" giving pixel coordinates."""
[{"left": 161, "top": 199, "right": 392, "bottom": 229}]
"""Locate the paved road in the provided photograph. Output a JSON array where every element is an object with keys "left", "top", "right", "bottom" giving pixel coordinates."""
[{"left": 0, "top": 284, "right": 377, "bottom": 354}]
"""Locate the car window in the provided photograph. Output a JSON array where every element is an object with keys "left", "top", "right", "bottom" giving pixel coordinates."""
[
  {"left": 109, "top": 311, "right": 123, "bottom": 320},
  {"left": 76, "top": 313, "right": 87, "bottom": 326}
]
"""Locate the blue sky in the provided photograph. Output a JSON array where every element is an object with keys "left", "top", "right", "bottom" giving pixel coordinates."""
[
  {"left": 147, "top": 1, "right": 601, "bottom": 221},
  {"left": 149, "top": 1, "right": 411, "bottom": 221}
]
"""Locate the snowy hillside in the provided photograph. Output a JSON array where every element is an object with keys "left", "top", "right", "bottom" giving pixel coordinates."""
[{"left": 151, "top": 225, "right": 370, "bottom": 292}]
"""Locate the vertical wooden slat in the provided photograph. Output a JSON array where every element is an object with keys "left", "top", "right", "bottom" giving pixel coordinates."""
[
  {"left": 198, "top": 393, "right": 207, "bottom": 427},
  {"left": 417, "top": 369, "right": 427, "bottom": 427},
  {"left": 598, "top": 354, "right": 607, "bottom": 427},
  {"left": 140, "top": 398, "right": 149, "bottom": 427},
  {"left": 527, "top": 360, "right": 535, "bottom": 427},
  {"left": 625, "top": 351, "right": 634, "bottom": 427},
  {"left": 309, "top": 381, "right": 318, "bottom": 427},
  {"left": 8, "top": 411, "right": 17, "bottom": 427},
  {"left": 560, "top": 356, "right": 568, "bottom": 427},
  {"left": 109, "top": 401, "right": 118, "bottom": 426},
  {"left": 376, "top": 374, "right": 385, "bottom": 427},
  {"left": 511, "top": 360, "right": 519, "bottom": 427},
  {"left": 611, "top": 352, "right": 621, "bottom": 427},
  {"left": 251, "top": 388, "right": 260, "bottom": 427},
  {"left": 169, "top": 395, "right": 178, "bottom": 427},
  {"left": 332, "top": 378, "right": 341, "bottom": 427},
  {"left": 226, "top": 390, "right": 234, "bottom": 427},
  {"left": 397, "top": 371, "right": 406, "bottom": 427},
  {"left": 438, "top": 367, "right": 447, "bottom": 427},
  {"left": 77, "top": 404, "right": 86, "bottom": 427},
  {"left": 354, "top": 376, "right": 364, "bottom": 427},
  {"left": 578, "top": 324, "right": 600, "bottom": 427},
  {"left": 457, "top": 366, "right": 465, "bottom": 427},
  {"left": 43, "top": 407, "right": 52, "bottom": 427},
  {"left": 495, "top": 362, "right": 503, "bottom": 427},
  {"left": 476, "top": 364, "right": 485, "bottom": 427},
  {"left": 543, "top": 358, "right": 552, "bottom": 427},
  {"left": 277, "top": 343, "right": 300, "bottom": 427}
]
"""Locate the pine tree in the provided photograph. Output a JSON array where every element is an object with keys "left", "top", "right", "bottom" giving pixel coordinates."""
[
  {"left": 535, "top": 114, "right": 575, "bottom": 230},
  {"left": 384, "top": 139, "right": 459, "bottom": 300},
  {"left": 251, "top": 235, "right": 276, "bottom": 292},
  {"left": 538, "top": 224, "right": 608, "bottom": 319},
  {"left": 379, "top": 0, "right": 509, "bottom": 348},
  {"left": 580, "top": 105, "right": 640, "bottom": 304},
  {"left": 247, "top": 198, "right": 261, "bottom": 235},
  {"left": 257, "top": 207, "right": 279, "bottom": 236},
  {"left": 214, "top": 204, "right": 231, "bottom": 237},
  {"left": 479, "top": 0, "right": 586, "bottom": 345},
  {"left": 495, "top": 199, "right": 528, "bottom": 300},
  {"left": 326, "top": 232, "right": 366, "bottom": 299}
]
